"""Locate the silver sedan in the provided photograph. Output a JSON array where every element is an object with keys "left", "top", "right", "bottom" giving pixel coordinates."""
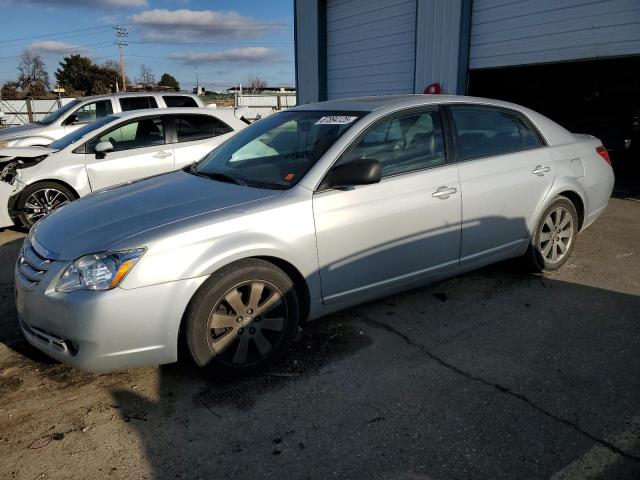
[{"left": 15, "top": 95, "right": 614, "bottom": 376}]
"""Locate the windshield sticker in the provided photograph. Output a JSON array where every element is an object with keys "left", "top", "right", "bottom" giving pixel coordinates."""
[
  {"left": 315, "top": 116, "right": 358, "bottom": 125},
  {"left": 284, "top": 173, "right": 295, "bottom": 181}
]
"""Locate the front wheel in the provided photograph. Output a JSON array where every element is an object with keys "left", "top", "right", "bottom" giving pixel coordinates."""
[
  {"left": 17, "top": 182, "right": 76, "bottom": 228},
  {"left": 185, "top": 259, "right": 299, "bottom": 378},
  {"left": 525, "top": 196, "right": 579, "bottom": 272}
]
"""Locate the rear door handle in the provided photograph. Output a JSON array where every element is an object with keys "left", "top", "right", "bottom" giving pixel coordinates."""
[
  {"left": 153, "top": 150, "right": 172, "bottom": 159},
  {"left": 532, "top": 165, "right": 551, "bottom": 176},
  {"left": 432, "top": 186, "right": 457, "bottom": 199}
]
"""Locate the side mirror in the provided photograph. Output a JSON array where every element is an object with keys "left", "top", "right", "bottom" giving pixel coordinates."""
[
  {"left": 63, "top": 114, "right": 79, "bottom": 126},
  {"left": 94, "top": 141, "right": 114, "bottom": 159},
  {"left": 321, "top": 159, "right": 382, "bottom": 190}
]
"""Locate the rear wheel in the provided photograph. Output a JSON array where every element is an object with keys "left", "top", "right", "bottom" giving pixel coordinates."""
[
  {"left": 17, "top": 182, "right": 76, "bottom": 228},
  {"left": 526, "top": 196, "right": 578, "bottom": 272},
  {"left": 185, "top": 259, "right": 299, "bottom": 378}
]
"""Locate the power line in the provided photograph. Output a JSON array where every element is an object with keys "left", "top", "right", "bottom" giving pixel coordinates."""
[
  {"left": 0, "top": 26, "right": 112, "bottom": 44},
  {"left": 129, "top": 41, "right": 293, "bottom": 47}
]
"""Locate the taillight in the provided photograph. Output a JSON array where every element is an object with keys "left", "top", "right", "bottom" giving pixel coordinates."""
[{"left": 596, "top": 145, "right": 611, "bottom": 165}]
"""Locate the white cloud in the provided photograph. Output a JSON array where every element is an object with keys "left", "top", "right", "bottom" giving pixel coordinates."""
[
  {"left": 19, "top": 0, "right": 147, "bottom": 7},
  {"left": 27, "top": 40, "right": 90, "bottom": 56},
  {"left": 129, "top": 9, "right": 283, "bottom": 41},
  {"left": 171, "top": 47, "right": 284, "bottom": 64}
]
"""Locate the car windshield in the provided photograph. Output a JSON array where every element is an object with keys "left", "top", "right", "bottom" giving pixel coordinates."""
[
  {"left": 38, "top": 99, "right": 81, "bottom": 125},
  {"left": 193, "top": 110, "right": 365, "bottom": 189},
  {"left": 48, "top": 115, "right": 117, "bottom": 150}
]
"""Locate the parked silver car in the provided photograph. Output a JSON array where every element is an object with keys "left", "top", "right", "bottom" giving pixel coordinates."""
[
  {"left": 0, "top": 92, "right": 204, "bottom": 148},
  {"left": 0, "top": 107, "right": 246, "bottom": 228},
  {"left": 15, "top": 95, "right": 614, "bottom": 376}
]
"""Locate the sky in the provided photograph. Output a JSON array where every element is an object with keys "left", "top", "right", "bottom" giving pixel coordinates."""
[{"left": 0, "top": 0, "right": 295, "bottom": 92}]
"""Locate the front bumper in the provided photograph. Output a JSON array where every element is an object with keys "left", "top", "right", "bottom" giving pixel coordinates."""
[
  {"left": 15, "top": 257, "right": 207, "bottom": 372},
  {"left": 0, "top": 181, "right": 17, "bottom": 228}
]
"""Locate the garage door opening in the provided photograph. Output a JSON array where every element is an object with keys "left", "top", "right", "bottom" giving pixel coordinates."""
[{"left": 468, "top": 56, "right": 640, "bottom": 197}]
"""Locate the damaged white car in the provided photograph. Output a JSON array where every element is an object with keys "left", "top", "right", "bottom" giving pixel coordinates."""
[{"left": 0, "top": 107, "right": 246, "bottom": 228}]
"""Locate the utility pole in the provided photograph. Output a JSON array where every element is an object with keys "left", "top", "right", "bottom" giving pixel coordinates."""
[
  {"left": 195, "top": 65, "right": 199, "bottom": 95},
  {"left": 113, "top": 24, "right": 128, "bottom": 92}
]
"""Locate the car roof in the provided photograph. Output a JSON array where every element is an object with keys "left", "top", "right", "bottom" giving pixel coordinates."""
[
  {"left": 78, "top": 91, "right": 198, "bottom": 102},
  {"left": 291, "top": 94, "right": 574, "bottom": 147},
  {"left": 290, "top": 94, "right": 531, "bottom": 113},
  {"left": 112, "top": 107, "right": 234, "bottom": 119}
]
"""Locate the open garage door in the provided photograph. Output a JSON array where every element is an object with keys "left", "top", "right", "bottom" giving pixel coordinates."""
[
  {"left": 469, "top": 0, "right": 640, "bottom": 69},
  {"left": 469, "top": 57, "right": 640, "bottom": 196},
  {"left": 325, "top": 0, "right": 416, "bottom": 99}
]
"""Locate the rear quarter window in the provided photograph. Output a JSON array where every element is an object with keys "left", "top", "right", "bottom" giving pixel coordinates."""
[
  {"left": 119, "top": 96, "right": 158, "bottom": 111},
  {"left": 163, "top": 96, "right": 198, "bottom": 108}
]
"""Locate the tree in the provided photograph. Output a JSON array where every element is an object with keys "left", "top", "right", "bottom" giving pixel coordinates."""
[
  {"left": 55, "top": 55, "right": 117, "bottom": 95},
  {"left": 158, "top": 73, "right": 179, "bottom": 91},
  {"left": 1, "top": 81, "right": 18, "bottom": 99},
  {"left": 17, "top": 52, "right": 49, "bottom": 96},
  {"left": 137, "top": 64, "right": 155, "bottom": 89},
  {"left": 55, "top": 55, "right": 95, "bottom": 94},
  {"left": 244, "top": 74, "right": 266, "bottom": 94}
]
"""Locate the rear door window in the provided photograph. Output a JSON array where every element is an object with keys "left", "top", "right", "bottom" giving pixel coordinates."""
[
  {"left": 449, "top": 106, "right": 542, "bottom": 161},
  {"left": 163, "top": 95, "right": 198, "bottom": 108},
  {"left": 119, "top": 96, "right": 158, "bottom": 112},
  {"left": 173, "top": 114, "right": 233, "bottom": 142}
]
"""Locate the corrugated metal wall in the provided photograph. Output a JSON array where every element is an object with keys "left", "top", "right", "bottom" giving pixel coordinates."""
[
  {"left": 325, "top": 0, "right": 417, "bottom": 99},
  {"left": 470, "top": 0, "right": 640, "bottom": 69},
  {"left": 295, "top": 0, "right": 321, "bottom": 104},
  {"left": 414, "top": 0, "right": 465, "bottom": 94}
]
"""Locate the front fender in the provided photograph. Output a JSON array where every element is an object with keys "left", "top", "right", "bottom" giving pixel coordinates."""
[{"left": 116, "top": 196, "right": 322, "bottom": 302}]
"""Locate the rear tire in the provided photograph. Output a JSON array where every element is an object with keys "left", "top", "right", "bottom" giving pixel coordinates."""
[
  {"left": 16, "top": 181, "right": 76, "bottom": 228},
  {"left": 525, "top": 196, "right": 578, "bottom": 272},
  {"left": 185, "top": 259, "right": 299, "bottom": 378}
]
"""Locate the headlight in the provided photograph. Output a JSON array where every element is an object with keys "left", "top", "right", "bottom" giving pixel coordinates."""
[{"left": 56, "top": 248, "right": 145, "bottom": 292}]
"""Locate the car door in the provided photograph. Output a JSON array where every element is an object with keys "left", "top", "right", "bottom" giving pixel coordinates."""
[
  {"left": 447, "top": 105, "right": 555, "bottom": 265},
  {"left": 313, "top": 108, "right": 461, "bottom": 304},
  {"left": 170, "top": 114, "right": 235, "bottom": 168},
  {"left": 84, "top": 116, "right": 174, "bottom": 191}
]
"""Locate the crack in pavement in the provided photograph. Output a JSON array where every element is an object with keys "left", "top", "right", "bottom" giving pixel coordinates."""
[{"left": 358, "top": 313, "right": 640, "bottom": 464}]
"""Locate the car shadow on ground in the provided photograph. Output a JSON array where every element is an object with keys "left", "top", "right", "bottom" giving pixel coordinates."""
[{"left": 106, "top": 267, "right": 640, "bottom": 480}]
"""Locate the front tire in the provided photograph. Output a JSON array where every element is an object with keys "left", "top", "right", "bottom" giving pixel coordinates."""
[
  {"left": 526, "top": 196, "right": 578, "bottom": 272},
  {"left": 185, "top": 259, "right": 299, "bottom": 378},
  {"left": 17, "top": 182, "right": 76, "bottom": 228}
]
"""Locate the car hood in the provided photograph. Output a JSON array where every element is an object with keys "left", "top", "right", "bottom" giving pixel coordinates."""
[
  {"left": 0, "top": 146, "right": 57, "bottom": 159},
  {"left": 0, "top": 123, "right": 46, "bottom": 140},
  {"left": 33, "top": 170, "right": 281, "bottom": 260}
]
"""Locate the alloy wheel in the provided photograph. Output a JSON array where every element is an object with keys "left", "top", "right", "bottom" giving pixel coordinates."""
[
  {"left": 24, "top": 188, "right": 70, "bottom": 224},
  {"left": 206, "top": 280, "right": 287, "bottom": 366},
  {"left": 539, "top": 206, "right": 574, "bottom": 264}
]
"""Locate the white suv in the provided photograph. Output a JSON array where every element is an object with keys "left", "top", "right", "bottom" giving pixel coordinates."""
[{"left": 0, "top": 92, "right": 204, "bottom": 147}]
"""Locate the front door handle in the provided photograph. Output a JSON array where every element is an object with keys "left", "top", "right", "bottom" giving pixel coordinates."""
[
  {"left": 432, "top": 186, "right": 457, "bottom": 199},
  {"left": 532, "top": 165, "right": 551, "bottom": 176},
  {"left": 153, "top": 150, "right": 172, "bottom": 159}
]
